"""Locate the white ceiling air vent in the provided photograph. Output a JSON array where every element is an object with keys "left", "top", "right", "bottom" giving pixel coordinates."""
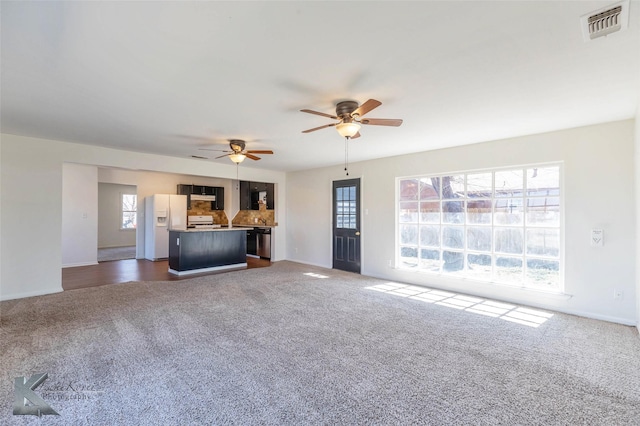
[{"left": 581, "top": 0, "right": 630, "bottom": 41}]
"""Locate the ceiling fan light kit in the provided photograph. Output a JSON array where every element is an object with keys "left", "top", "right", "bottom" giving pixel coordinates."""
[
  {"left": 300, "top": 98, "right": 403, "bottom": 175},
  {"left": 336, "top": 121, "right": 361, "bottom": 138},
  {"left": 229, "top": 153, "right": 246, "bottom": 164},
  {"left": 199, "top": 139, "right": 273, "bottom": 165},
  {"left": 300, "top": 98, "right": 402, "bottom": 138}
]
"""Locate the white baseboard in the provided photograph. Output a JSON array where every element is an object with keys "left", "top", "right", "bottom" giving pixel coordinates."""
[
  {"left": 285, "top": 258, "right": 332, "bottom": 270},
  {"left": 62, "top": 261, "right": 98, "bottom": 268},
  {"left": 1, "top": 287, "right": 63, "bottom": 301}
]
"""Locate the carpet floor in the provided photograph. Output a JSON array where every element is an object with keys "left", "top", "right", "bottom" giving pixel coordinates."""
[
  {"left": 1, "top": 261, "right": 639, "bottom": 425},
  {"left": 97, "top": 246, "right": 136, "bottom": 262}
]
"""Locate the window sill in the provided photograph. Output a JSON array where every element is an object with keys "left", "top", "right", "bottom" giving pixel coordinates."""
[{"left": 395, "top": 266, "right": 572, "bottom": 300}]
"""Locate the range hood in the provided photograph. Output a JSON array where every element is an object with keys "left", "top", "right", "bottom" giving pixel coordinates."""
[{"left": 190, "top": 194, "right": 216, "bottom": 201}]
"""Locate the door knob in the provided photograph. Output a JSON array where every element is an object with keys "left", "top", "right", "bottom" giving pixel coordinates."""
[{"left": 355, "top": 231, "right": 361, "bottom": 236}]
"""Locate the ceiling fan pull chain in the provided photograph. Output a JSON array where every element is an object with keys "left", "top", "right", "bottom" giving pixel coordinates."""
[{"left": 344, "top": 137, "right": 349, "bottom": 176}]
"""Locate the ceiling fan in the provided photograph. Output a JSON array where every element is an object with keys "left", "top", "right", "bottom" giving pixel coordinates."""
[
  {"left": 199, "top": 140, "right": 273, "bottom": 164},
  {"left": 300, "top": 99, "right": 403, "bottom": 139}
]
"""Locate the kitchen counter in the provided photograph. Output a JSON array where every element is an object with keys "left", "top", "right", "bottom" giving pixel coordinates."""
[
  {"left": 232, "top": 224, "right": 277, "bottom": 228},
  {"left": 168, "top": 229, "right": 247, "bottom": 276},
  {"left": 184, "top": 226, "right": 253, "bottom": 232}
]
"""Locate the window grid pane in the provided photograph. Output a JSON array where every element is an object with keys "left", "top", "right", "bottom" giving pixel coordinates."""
[
  {"left": 398, "top": 165, "right": 561, "bottom": 292},
  {"left": 121, "top": 194, "right": 137, "bottom": 229}
]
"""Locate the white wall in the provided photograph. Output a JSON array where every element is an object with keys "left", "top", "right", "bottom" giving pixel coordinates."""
[
  {"left": 98, "top": 183, "right": 137, "bottom": 249},
  {"left": 287, "top": 120, "right": 637, "bottom": 325},
  {"left": 62, "top": 164, "right": 99, "bottom": 267},
  {"left": 0, "top": 133, "right": 286, "bottom": 301},
  {"left": 636, "top": 106, "right": 640, "bottom": 333}
]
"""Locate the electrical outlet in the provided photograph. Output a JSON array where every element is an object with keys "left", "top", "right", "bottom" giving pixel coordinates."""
[
  {"left": 388, "top": 259, "right": 393, "bottom": 267},
  {"left": 613, "top": 289, "right": 623, "bottom": 300}
]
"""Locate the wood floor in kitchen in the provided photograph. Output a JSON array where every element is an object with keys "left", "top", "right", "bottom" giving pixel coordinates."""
[{"left": 62, "top": 257, "right": 271, "bottom": 291}]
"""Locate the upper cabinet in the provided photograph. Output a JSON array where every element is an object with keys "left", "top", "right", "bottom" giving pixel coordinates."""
[
  {"left": 239, "top": 181, "right": 274, "bottom": 210},
  {"left": 177, "top": 184, "right": 224, "bottom": 210}
]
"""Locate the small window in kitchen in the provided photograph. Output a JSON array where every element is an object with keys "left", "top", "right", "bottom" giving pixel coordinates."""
[{"left": 121, "top": 193, "right": 137, "bottom": 230}]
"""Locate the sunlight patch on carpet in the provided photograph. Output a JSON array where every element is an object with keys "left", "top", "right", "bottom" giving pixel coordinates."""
[
  {"left": 365, "top": 282, "right": 553, "bottom": 327},
  {"left": 304, "top": 272, "right": 329, "bottom": 279}
]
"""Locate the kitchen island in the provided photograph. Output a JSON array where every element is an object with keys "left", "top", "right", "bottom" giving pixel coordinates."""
[{"left": 168, "top": 228, "right": 248, "bottom": 276}]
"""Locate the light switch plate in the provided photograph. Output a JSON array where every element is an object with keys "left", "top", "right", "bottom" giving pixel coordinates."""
[{"left": 591, "top": 229, "right": 604, "bottom": 247}]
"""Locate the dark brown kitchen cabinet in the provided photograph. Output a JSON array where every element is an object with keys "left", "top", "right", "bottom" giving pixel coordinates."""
[
  {"left": 213, "top": 187, "right": 224, "bottom": 210},
  {"left": 177, "top": 184, "right": 224, "bottom": 210},
  {"left": 239, "top": 181, "right": 274, "bottom": 210},
  {"left": 240, "top": 181, "right": 251, "bottom": 210},
  {"left": 177, "top": 184, "right": 192, "bottom": 209}
]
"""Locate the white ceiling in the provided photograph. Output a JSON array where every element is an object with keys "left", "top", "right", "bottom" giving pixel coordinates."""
[{"left": 1, "top": 1, "right": 639, "bottom": 172}]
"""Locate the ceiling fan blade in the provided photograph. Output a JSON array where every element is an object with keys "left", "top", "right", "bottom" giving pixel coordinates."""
[
  {"left": 245, "top": 153, "right": 261, "bottom": 161},
  {"left": 300, "top": 109, "right": 338, "bottom": 120},
  {"left": 200, "top": 148, "right": 231, "bottom": 152},
  {"left": 351, "top": 132, "right": 361, "bottom": 139},
  {"left": 360, "top": 118, "right": 403, "bottom": 127},
  {"left": 246, "top": 150, "right": 273, "bottom": 154},
  {"left": 215, "top": 153, "right": 232, "bottom": 159},
  {"left": 302, "top": 123, "right": 337, "bottom": 133},
  {"left": 353, "top": 99, "right": 381, "bottom": 117}
]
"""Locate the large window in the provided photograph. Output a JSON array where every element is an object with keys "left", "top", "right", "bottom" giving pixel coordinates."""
[
  {"left": 121, "top": 193, "right": 137, "bottom": 230},
  {"left": 398, "top": 165, "right": 561, "bottom": 292}
]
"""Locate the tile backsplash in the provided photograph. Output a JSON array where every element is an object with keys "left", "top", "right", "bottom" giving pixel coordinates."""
[
  {"left": 188, "top": 200, "right": 228, "bottom": 225},
  {"left": 232, "top": 202, "right": 275, "bottom": 226}
]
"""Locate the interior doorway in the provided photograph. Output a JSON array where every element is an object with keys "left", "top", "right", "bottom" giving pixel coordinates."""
[
  {"left": 332, "top": 178, "right": 361, "bottom": 273},
  {"left": 98, "top": 183, "right": 137, "bottom": 262}
]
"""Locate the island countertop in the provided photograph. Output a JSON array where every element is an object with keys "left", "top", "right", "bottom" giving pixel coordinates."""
[{"left": 182, "top": 227, "right": 252, "bottom": 232}]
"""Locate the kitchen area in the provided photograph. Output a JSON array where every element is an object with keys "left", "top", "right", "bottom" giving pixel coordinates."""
[{"left": 144, "top": 180, "right": 277, "bottom": 276}]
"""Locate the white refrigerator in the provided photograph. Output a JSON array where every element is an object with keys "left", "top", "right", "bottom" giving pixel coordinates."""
[{"left": 144, "top": 194, "right": 187, "bottom": 260}]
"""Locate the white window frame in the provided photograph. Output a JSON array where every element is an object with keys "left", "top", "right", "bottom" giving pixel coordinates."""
[
  {"left": 120, "top": 193, "right": 137, "bottom": 230},
  {"left": 396, "top": 163, "right": 563, "bottom": 293}
]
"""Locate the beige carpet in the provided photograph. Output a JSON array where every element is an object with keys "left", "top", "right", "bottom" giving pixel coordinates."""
[
  {"left": 97, "top": 246, "right": 136, "bottom": 262},
  {"left": 1, "top": 261, "right": 639, "bottom": 425}
]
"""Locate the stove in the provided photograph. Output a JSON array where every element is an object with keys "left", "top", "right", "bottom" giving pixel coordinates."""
[{"left": 187, "top": 215, "right": 221, "bottom": 229}]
